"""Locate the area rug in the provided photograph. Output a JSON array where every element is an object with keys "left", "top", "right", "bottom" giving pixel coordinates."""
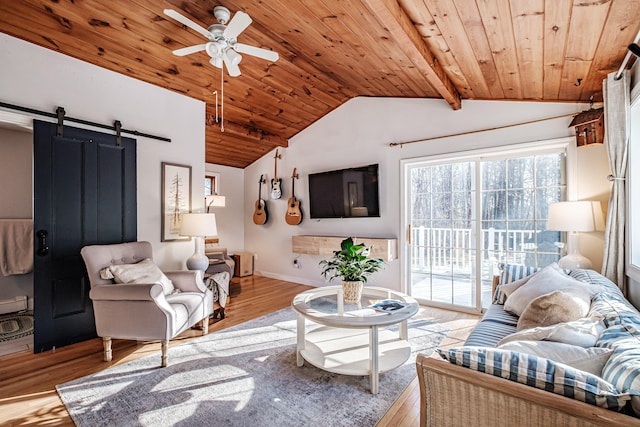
[
  {"left": 0, "top": 311, "right": 33, "bottom": 343},
  {"left": 56, "top": 308, "right": 447, "bottom": 426}
]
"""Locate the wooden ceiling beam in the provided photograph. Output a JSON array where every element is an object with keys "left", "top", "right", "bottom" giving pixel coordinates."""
[
  {"left": 361, "top": 0, "right": 462, "bottom": 110},
  {"left": 206, "top": 108, "right": 288, "bottom": 147},
  {"left": 217, "top": 121, "right": 288, "bottom": 148}
]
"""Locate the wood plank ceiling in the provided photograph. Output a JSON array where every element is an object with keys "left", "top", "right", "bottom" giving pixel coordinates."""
[{"left": 0, "top": 0, "right": 639, "bottom": 168}]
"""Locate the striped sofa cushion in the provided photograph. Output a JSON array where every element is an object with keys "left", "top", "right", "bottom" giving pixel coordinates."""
[
  {"left": 590, "top": 292, "right": 640, "bottom": 415},
  {"left": 437, "top": 346, "right": 634, "bottom": 411},
  {"left": 590, "top": 292, "right": 640, "bottom": 328},
  {"left": 464, "top": 303, "right": 518, "bottom": 347}
]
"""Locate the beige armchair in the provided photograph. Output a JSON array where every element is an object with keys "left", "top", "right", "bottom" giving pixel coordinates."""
[{"left": 80, "top": 241, "right": 213, "bottom": 367}]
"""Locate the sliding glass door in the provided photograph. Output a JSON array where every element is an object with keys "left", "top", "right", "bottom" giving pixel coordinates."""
[{"left": 405, "top": 147, "right": 565, "bottom": 312}]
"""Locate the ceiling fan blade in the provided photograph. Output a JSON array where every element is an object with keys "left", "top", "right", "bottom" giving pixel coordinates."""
[
  {"left": 163, "top": 9, "right": 211, "bottom": 40},
  {"left": 234, "top": 43, "right": 279, "bottom": 62},
  {"left": 223, "top": 51, "right": 242, "bottom": 77},
  {"left": 172, "top": 44, "right": 207, "bottom": 56},
  {"left": 223, "top": 11, "right": 252, "bottom": 39}
]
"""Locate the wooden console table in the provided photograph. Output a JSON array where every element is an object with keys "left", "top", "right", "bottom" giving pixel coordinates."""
[{"left": 291, "top": 235, "right": 397, "bottom": 261}]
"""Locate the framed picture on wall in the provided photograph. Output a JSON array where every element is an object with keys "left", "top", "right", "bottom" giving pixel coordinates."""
[{"left": 161, "top": 162, "right": 192, "bottom": 241}]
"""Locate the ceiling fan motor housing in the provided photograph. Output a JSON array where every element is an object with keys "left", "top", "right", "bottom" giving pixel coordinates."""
[{"left": 213, "top": 6, "right": 231, "bottom": 25}]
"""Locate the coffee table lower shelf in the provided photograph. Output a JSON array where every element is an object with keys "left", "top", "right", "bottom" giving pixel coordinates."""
[{"left": 299, "top": 326, "right": 411, "bottom": 377}]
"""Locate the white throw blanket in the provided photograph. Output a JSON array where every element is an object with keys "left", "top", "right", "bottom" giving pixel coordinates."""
[
  {"left": 204, "top": 271, "right": 230, "bottom": 307},
  {"left": 0, "top": 219, "right": 33, "bottom": 276}
]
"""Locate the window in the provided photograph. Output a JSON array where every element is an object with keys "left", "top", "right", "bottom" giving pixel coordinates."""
[
  {"left": 404, "top": 141, "right": 568, "bottom": 311},
  {"left": 205, "top": 173, "right": 219, "bottom": 196}
]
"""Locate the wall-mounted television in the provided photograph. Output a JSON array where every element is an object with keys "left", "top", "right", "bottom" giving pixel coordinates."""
[{"left": 308, "top": 164, "right": 380, "bottom": 219}]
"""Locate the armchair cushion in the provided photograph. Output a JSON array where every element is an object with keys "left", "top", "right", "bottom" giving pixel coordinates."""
[{"left": 108, "top": 258, "right": 177, "bottom": 295}]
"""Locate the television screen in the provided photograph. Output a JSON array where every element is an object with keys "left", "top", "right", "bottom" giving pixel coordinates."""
[{"left": 308, "top": 164, "right": 380, "bottom": 219}]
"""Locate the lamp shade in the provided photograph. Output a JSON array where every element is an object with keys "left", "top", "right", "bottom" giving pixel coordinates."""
[
  {"left": 179, "top": 213, "right": 218, "bottom": 237},
  {"left": 547, "top": 201, "right": 603, "bottom": 232}
]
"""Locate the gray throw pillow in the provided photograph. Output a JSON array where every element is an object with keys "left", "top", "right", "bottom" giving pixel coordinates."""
[
  {"left": 504, "top": 263, "right": 592, "bottom": 317},
  {"left": 109, "top": 258, "right": 176, "bottom": 296}
]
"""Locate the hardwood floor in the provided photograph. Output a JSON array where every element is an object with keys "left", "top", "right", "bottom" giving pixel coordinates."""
[{"left": 0, "top": 275, "right": 479, "bottom": 426}]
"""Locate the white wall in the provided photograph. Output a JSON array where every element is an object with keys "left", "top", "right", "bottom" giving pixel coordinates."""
[
  {"left": 245, "top": 97, "right": 610, "bottom": 292},
  {"left": 0, "top": 33, "right": 205, "bottom": 271},
  {"left": 205, "top": 163, "right": 244, "bottom": 253}
]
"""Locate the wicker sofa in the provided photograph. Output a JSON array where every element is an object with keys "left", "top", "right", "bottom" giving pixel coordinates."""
[{"left": 416, "top": 266, "right": 640, "bottom": 427}]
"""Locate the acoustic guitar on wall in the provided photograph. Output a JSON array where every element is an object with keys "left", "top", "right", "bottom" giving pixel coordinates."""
[
  {"left": 270, "top": 148, "right": 282, "bottom": 199},
  {"left": 285, "top": 168, "right": 303, "bottom": 225},
  {"left": 253, "top": 174, "right": 269, "bottom": 225}
]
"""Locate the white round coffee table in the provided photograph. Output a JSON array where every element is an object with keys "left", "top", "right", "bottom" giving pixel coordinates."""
[{"left": 291, "top": 285, "right": 418, "bottom": 394}]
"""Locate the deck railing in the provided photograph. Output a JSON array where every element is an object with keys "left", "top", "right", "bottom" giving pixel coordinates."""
[{"left": 410, "top": 226, "right": 536, "bottom": 274}]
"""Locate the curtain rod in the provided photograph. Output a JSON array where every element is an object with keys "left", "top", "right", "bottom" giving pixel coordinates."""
[
  {"left": 389, "top": 112, "right": 580, "bottom": 148},
  {"left": 614, "top": 30, "right": 640, "bottom": 80},
  {"left": 0, "top": 101, "right": 171, "bottom": 142}
]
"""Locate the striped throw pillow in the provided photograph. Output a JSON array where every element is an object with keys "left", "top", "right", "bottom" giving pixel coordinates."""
[
  {"left": 437, "top": 346, "right": 634, "bottom": 411},
  {"left": 493, "top": 264, "right": 540, "bottom": 304}
]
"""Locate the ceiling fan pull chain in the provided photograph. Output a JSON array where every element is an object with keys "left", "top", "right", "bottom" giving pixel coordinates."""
[
  {"left": 221, "top": 65, "right": 225, "bottom": 132},
  {"left": 212, "top": 90, "right": 219, "bottom": 123}
]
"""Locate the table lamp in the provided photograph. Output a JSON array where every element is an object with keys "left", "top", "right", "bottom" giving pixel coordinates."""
[
  {"left": 180, "top": 213, "right": 218, "bottom": 271},
  {"left": 547, "top": 201, "right": 604, "bottom": 269}
]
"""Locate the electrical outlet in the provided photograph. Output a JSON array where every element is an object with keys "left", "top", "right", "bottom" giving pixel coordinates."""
[{"left": 293, "top": 258, "right": 300, "bottom": 269}]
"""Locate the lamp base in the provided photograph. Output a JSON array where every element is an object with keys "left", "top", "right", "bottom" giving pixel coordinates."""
[
  {"left": 186, "top": 253, "right": 209, "bottom": 271},
  {"left": 558, "top": 254, "right": 592, "bottom": 270},
  {"left": 186, "top": 236, "right": 208, "bottom": 272},
  {"left": 558, "top": 232, "right": 592, "bottom": 270}
]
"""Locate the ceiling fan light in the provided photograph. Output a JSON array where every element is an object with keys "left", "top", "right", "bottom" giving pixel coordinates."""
[
  {"left": 225, "top": 49, "right": 242, "bottom": 66},
  {"left": 210, "top": 57, "right": 223, "bottom": 69},
  {"left": 205, "top": 42, "right": 220, "bottom": 57}
]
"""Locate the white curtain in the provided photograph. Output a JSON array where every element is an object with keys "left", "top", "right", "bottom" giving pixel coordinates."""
[{"left": 601, "top": 70, "right": 631, "bottom": 294}]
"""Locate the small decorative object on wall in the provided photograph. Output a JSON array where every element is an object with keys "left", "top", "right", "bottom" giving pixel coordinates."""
[
  {"left": 568, "top": 107, "right": 604, "bottom": 147},
  {"left": 161, "top": 162, "right": 192, "bottom": 241}
]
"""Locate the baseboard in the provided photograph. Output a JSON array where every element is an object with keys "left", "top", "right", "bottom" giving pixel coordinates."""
[{"left": 254, "top": 270, "right": 324, "bottom": 288}]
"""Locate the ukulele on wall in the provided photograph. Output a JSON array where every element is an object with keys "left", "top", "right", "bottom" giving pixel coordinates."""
[
  {"left": 253, "top": 174, "right": 269, "bottom": 225},
  {"left": 285, "top": 168, "right": 303, "bottom": 225},
  {"left": 270, "top": 148, "right": 282, "bottom": 199}
]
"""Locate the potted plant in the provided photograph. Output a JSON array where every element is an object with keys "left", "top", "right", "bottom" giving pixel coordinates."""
[{"left": 319, "top": 237, "right": 385, "bottom": 304}]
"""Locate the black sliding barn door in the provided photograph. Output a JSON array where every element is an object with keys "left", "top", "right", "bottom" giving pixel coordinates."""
[{"left": 33, "top": 120, "right": 137, "bottom": 352}]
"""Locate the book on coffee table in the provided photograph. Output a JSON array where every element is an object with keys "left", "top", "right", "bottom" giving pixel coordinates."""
[{"left": 368, "top": 299, "right": 409, "bottom": 313}]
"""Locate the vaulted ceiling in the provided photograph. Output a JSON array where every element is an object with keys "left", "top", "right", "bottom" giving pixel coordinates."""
[{"left": 1, "top": 0, "right": 639, "bottom": 168}]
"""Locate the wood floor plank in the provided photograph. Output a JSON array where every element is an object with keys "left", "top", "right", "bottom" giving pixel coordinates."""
[{"left": 0, "top": 275, "right": 479, "bottom": 426}]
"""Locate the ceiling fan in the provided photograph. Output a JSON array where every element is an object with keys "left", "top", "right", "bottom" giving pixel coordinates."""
[{"left": 163, "top": 6, "right": 279, "bottom": 77}]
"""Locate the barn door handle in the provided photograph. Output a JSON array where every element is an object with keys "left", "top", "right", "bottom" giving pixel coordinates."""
[{"left": 36, "top": 230, "right": 49, "bottom": 256}]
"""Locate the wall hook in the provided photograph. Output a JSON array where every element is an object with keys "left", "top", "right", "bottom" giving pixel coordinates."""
[{"left": 574, "top": 78, "right": 583, "bottom": 87}]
